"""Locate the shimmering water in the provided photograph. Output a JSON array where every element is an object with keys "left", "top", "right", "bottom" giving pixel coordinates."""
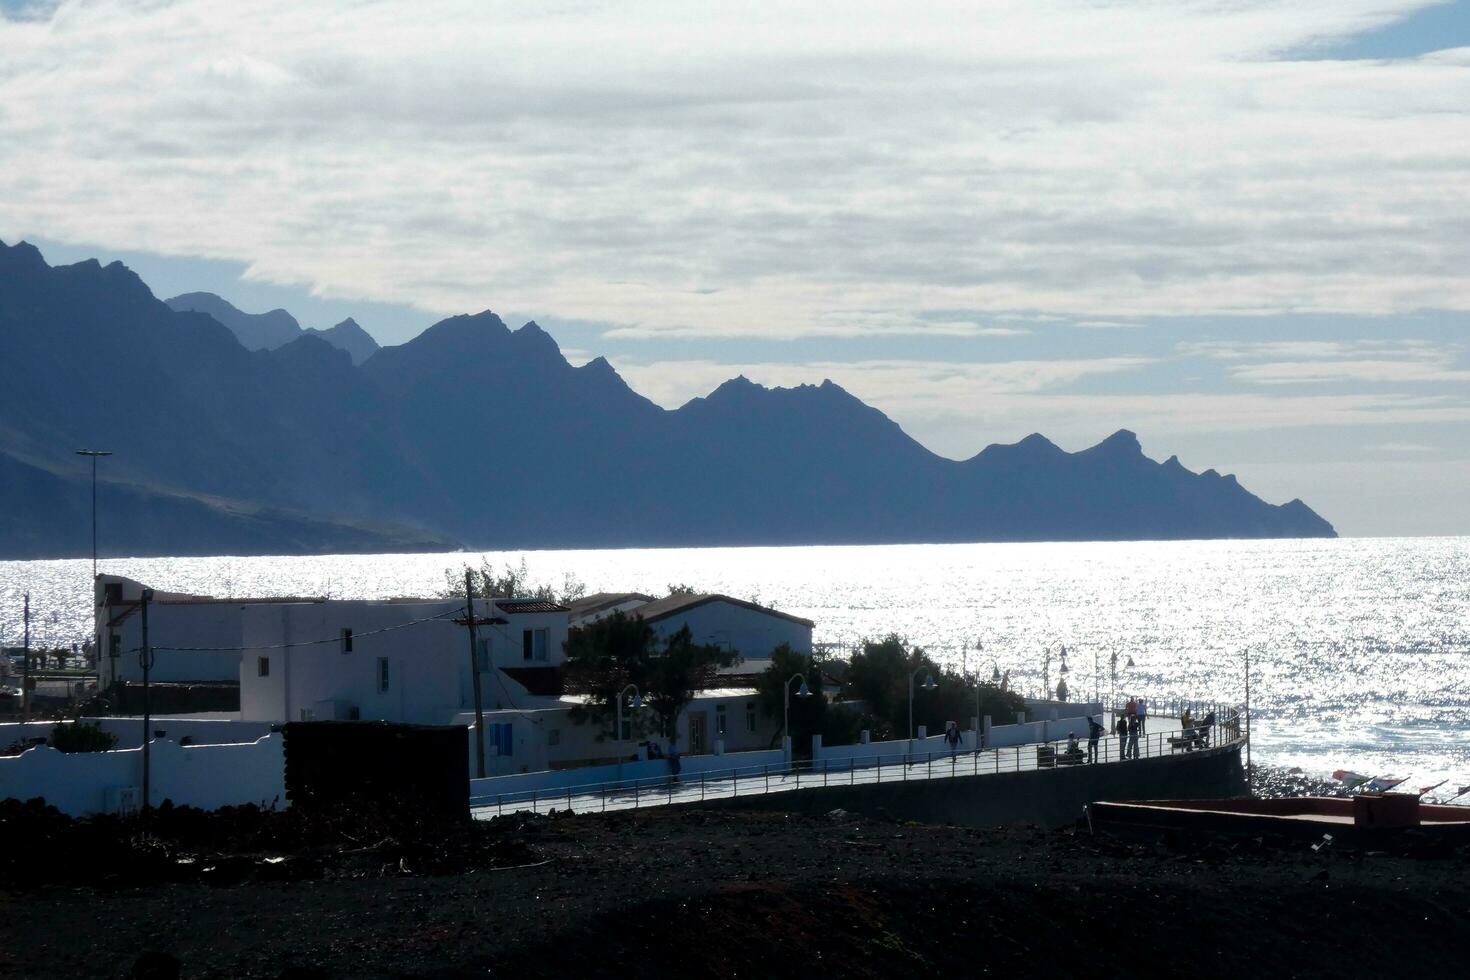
[{"left": 3, "top": 538, "right": 1467, "bottom": 796}]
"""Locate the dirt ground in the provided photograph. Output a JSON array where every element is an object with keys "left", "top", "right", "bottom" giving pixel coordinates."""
[{"left": 2, "top": 785, "right": 1467, "bottom": 979}]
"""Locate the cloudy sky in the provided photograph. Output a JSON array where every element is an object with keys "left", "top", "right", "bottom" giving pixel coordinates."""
[{"left": 3, "top": 0, "right": 1468, "bottom": 536}]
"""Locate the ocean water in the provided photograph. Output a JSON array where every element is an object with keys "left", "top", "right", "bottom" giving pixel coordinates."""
[{"left": 3, "top": 537, "right": 1467, "bottom": 796}]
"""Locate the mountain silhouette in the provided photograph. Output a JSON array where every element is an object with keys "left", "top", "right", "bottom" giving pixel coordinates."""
[
  {"left": 305, "top": 317, "right": 379, "bottom": 365},
  {"left": 165, "top": 292, "right": 380, "bottom": 364},
  {"left": 0, "top": 240, "right": 1335, "bottom": 558}
]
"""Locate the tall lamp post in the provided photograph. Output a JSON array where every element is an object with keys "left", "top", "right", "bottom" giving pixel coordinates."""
[
  {"left": 908, "top": 667, "right": 937, "bottom": 740},
  {"left": 75, "top": 450, "right": 112, "bottom": 582},
  {"left": 77, "top": 450, "right": 111, "bottom": 678}
]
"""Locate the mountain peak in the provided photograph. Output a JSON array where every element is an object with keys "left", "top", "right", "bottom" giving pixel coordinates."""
[{"left": 1088, "top": 429, "right": 1143, "bottom": 455}]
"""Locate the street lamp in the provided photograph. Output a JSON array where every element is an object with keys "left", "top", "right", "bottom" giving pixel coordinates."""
[
  {"left": 783, "top": 672, "right": 812, "bottom": 751},
  {"left": 615, "top": 683, "right": 642, "bottom": 758},
  {"left": 908, "top": 667, "right": 937, "bottom": 740},
  {"left": 614, "top": 683, "right": 643, "bottom": 785}
]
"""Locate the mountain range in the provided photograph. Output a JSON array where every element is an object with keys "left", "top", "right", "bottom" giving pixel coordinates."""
[{"left": 0, "top": 239, "right": 1335, "bottom": 559}]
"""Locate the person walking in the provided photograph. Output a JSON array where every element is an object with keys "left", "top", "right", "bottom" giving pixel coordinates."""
[
  {"left": 1126, "top": 712, "right": 1141, "bottom": 759},
  {"left": 1086, "top": 715, "right": 1104, "bottom": 763},
  {"left": 945, "top": 721, "right": 961, "bottom": 757}
]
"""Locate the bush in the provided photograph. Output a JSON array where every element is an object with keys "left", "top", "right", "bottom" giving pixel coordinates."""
[{"left": 49, "top": 722, "right": 116, "bottom": 753}]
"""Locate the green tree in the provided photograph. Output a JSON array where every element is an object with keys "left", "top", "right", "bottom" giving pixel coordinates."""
[
  {"left": 563, "top": 613, "right": 736, "bottom": 744},
  {"left": 442, "top": 557, "right": 586, "bottom": 604},
  {"left": 49, "top": 722, "right": 116, "bottom": 753},
  {"left": 754, "top": 644, "right": 826, "bottom": 751},
  {"left": 841, "top": 634, "right": 1026, "bottom": 740}
]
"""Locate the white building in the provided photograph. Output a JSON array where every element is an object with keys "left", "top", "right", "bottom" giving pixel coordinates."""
[
  {"left": 95, "top": 575, "right": 322, "bottom": 685},
  {"left": 238, "top": 596, "right": 570, "bottom": 726}
]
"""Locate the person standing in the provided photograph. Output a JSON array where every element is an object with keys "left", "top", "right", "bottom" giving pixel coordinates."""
[
  {"left": 1114, "top": 714, "right": 1128, "bottom": 760},
  {"left": 1126, "top": 712, "right": 1141, "bottom": 759},
  {"left": 1086, "top": 715, "right": 1104, "bottom": 763},
  {"left": 1137, "top": 698, "right": 1148, "bottom": 734}
]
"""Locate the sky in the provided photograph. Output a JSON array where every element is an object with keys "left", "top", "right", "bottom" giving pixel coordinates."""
[{"left": 2, "top": 1, "right": 1468, "bottom": 537}]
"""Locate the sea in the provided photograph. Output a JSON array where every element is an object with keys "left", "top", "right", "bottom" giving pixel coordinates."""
[{"left": 3, "top": 537, "right": 1467, "bottom": 798}]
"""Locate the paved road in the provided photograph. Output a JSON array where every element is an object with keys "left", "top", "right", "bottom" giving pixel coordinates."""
[{"left": 472, "top": 714, "right": 1232, "bottom": 820}]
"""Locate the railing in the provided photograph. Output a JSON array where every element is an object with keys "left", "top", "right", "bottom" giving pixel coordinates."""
[{"left": 470, "top": 706, "right": 1245, "bottom": 818}]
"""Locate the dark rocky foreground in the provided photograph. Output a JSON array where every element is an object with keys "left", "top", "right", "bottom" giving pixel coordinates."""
[{"left": 1, "top": 786, "right": 1466, "bottom": 980}]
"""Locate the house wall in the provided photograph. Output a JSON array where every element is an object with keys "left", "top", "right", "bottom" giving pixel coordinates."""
[
  {"left": 0, "top": 733, "right": 286, "bottom": 817},
  {"left": 238, "top": 600, "right": 571, "bottom": 725},
  {"left": 647, "top": 601, "right": 811, "bottom": 660},
  {"left": 102, "top": 602, "right": 252, "bottom": 684}
]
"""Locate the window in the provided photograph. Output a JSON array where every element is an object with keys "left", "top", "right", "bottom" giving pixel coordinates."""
[
  {"left": 547, "top": 728, "right": 561, "bottom": 747},
  {"left": 716, "top": 704, "right": 728, "bottom": 736},
  {"left": 103, "top": 582, "right": 123, "bottom": 605},
  {"left": 745, "top": 702, "right": 756, "bottom": 733},
  {"left": 522, "top": 628, "right": 548, "bottom": 662},
  {"left": 476, "top": 638, "right": 490, "bottom": 672},
  {"left": 108, "top": 634, "right": 121, "bottom": 659},
  {"left": 377, "top": 657, "right": 390, "bottom": 693},
  {"left": 489, "top": 722, "right": 514, "bottom": 756},
  {"left": 341, "top": 628, "right": 353, "bottom": 654},
  {"left": 257, "top": 656, "right": 270, "bottom": 677}
]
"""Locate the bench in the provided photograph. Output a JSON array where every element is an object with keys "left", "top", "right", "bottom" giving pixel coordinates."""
[
  {"left": 1037, "top": 745, "right": 1087, "bottom": 768},
  {"left": 1168, "top": 727, "right": 1210, "bottom": 752}
]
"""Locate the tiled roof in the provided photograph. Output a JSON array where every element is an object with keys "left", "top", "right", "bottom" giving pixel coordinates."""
[
  {"left": 566, "top": 592, "right": 654, "bottom": 617},
  {"left": 631, "top": 593, "right": 814, "bottom": 629},
  {"left": 495, "top": 598, "right": 569, "bottom": 614}
]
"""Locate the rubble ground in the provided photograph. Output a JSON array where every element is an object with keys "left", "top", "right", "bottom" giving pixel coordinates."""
[{"left": 1, "top": 785, "right": 1467, "bottom": 979}]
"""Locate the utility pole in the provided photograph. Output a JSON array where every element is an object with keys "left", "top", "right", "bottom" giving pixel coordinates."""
[
  {"left": 458, "top": 571, "right": 488, "bottom": 779},
  {"left": 21, "top": 593, "right": 30, "bottom": 722},
  {"left": 140, "top": 588, "right": 154, "bottom": 814}
]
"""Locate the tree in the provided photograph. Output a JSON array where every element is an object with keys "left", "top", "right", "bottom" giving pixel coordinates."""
[
  {"left": 441, "top": 557, "right": 586, "bottom": 604},
  {"left": 563, "top": 613, "right": 736, "bottom": 744},
  {"left": 754, "top": 644, "right": 826, "bottom": 751},
  {"left": 840, "top": 634, "right": 1026, "bottom": 740},
  {"left": 49, "top": 722, "right": 116, "bottom": 753},
  {"left": 643, "top": 626, "right": 737, "bottom": 739}
]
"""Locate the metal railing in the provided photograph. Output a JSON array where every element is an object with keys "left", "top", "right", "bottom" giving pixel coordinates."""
[{"left": 470, "top": 706, "right": 1244, "bottom": 819}]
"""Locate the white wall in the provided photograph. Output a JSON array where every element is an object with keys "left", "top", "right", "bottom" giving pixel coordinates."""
[
  {"left": 103, "top": 601, "right": 253, "bottom": 684},
  {"left": 469, "top": 747, "right": 788, "bottom": 801},
  {"left": 647, "top": 600, "right": 812, "bottom": 660},
  {"left": 0, "top": 734, "right": 285, "bottom": 816},
  {"left": 238, "top": 599, "right": 572, "bottom": 725},
  {"left": 0, "top": 718, "right": 274, "bottom": 750}
]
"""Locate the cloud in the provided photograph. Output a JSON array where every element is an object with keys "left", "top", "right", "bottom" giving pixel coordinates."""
[
  {"left": 1179, "top": 339, "right": 1470, "bottom": 384},
  {"left": 1, "top": 1, "right": 1467, "bottom": 339}
]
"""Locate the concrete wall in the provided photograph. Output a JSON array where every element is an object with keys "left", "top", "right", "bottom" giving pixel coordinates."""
[
  {"left": 647, "top": 600, "right": 812, "bottom": 659},
  {"left": 0, "top": 733, "right": 286, "bottom": 816},
  {"left": 697, "top": 743, "right": 1246, "bottom": 829},
  {"left": 812, "top": 730, "right": 978, "bottom": 768},
  {"left": 470, "top": 748, "right": 788, "bottom": 801},
  {"left": 0, "top": 718, "right": 273, "bottom": 750}
]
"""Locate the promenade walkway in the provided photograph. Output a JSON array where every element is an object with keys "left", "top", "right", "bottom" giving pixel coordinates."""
[{"left": 472, "top": 710, "right": 1242, "bottom": 820}]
